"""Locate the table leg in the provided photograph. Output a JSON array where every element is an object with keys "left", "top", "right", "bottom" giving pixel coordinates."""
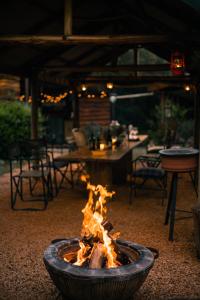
[
  {"left": 169, "top": 172, "right": 178, "bottom": 241},
  {"left": 165, "top": 174, "right": 174, "bottom": 225}
]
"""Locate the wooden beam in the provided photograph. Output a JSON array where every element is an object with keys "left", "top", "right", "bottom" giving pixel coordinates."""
[
  {"left": 67, "top": 75, "right": 192, "bottom": 84},
  {"left": 194, "top": 84, "right": 200, "bottom": 148},
  {"left": 0, "top": 34, "right": 200, "bottom": 45},
  {"left": 39, "top": 64, "right": 170, "bottom": 72},
  {"left": 64, "top": 0, "right": 72, "bottom": 35}
]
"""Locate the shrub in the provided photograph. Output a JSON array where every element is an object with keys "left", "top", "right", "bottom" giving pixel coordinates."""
[
  {"left": 148, "top": 102, "right": 193, "bottom": 147},
  {"left": 0, "top": 101, "right": 44, "bottom": 159}
]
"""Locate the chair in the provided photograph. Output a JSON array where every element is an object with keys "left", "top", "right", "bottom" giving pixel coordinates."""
[
  {"left": 47, "top": 141, "right": 73, "bottom": 196},
  {"left": 64, "top": 131, "right": 87, "bottom": 187},
  {"left": 10, "top": 140, "right": 53, "bottom": 211},
  {"left": 129, "top": 155, "right": 167, "bottom": 204}
]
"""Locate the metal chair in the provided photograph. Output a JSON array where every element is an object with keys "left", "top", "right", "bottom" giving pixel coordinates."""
[
  {"left": 9, "top": 140, "right": 53, "bottom": 211},
  {"left": 52, "top": 146, "right": 87, "bottom": 193},
  {"left": 47, "top": 142, "right": 73, "bottom": 196},
  {"left": 129, "top": 155, "right": 167, "bottom": 204}
]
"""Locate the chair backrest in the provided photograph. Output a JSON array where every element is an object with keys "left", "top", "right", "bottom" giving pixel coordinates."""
[
  {"left": 137, "top": 155, "right": 161, "bottom": 169},
  {"left": 7, "top": 143, "right": 21, "bottom": 160},
  {"left": 19, "top": 139, "right": 48, "bottom": 161},
  {"left": 72, "top": 128, "right": 87, "bottom": 148}
]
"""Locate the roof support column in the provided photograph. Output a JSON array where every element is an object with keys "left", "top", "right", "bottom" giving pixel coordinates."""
[
  {"left": 71, "top": 86, "right": 79, "bottom": 128},
  {"left": 24, "top": 77, "right": 30, "bottom": 103},
  {"left": 30, "top": 76, "right": 39, "bottom": 139},
  {"left": 64, "top": 0, "right": 72, "bottom": 35},
  {"left": 194, "top": 85, "right": 200, "bottom": 149},
  {"left": 193, "top": 84, "right": 200, "bottom": 258},
  {"left": 133, "top": 46, "right": 138, "bottom": 78}
]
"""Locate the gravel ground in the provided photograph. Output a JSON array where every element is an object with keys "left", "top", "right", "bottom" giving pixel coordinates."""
[{"left": 0, "top": 171, "right": 200, "bottom": 300}]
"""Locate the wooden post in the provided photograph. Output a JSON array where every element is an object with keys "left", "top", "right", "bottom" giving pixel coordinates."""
[
  {"left": 133, "top": 46, "right": 138, "bottom": 78},
  {"left": 70, "top": 88, "right": 79, "bottom": 128},
  {"left": 194, "top": 84, "right": 200, "bottom": 149},
  {"left": 25, "top": 77, "right": 29, "bottom": 102},
  {"left": 192, "top": 83, "right": 200, "bottom": 258},
  {"left": 64, "top": 0, "right": 72, "bottom": 36},
  {"left": 195, "top": 84, "right": 200, "bottom": 205},
  {"left": 30, "top": 77, "right": 39, "bottom": 139}
]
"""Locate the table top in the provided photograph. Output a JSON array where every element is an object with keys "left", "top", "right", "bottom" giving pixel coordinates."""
[{"left": 56, "top": 135, "right": 148, "bottom": 163}]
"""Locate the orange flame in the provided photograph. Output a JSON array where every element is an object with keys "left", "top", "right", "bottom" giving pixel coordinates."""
[{"left": 74, "top": 176, "right": 119, "bottom": 268}]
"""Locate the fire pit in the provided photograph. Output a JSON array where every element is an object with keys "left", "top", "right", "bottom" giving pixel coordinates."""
[
  {"left": 44, "top": 238, "right": 154, "bottom": 300},
  {"left": 44, "top": 176, "right": 155, "bottom": 300}
]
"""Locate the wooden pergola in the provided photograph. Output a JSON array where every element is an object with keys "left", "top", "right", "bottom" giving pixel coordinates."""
[{"left": 0, "top": 0, "right": 200, "bottom": 169}]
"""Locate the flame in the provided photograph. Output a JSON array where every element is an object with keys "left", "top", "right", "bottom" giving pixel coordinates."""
[{"left": 74, "top": 176, "right": 119, "bottom": 268}]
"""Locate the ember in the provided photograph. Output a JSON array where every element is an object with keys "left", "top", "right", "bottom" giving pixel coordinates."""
[{"left": 63, "top": 175, "right": 128, "bottom": 269}]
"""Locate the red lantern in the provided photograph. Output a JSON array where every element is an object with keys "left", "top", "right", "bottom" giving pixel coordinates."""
[{"left": 171, "top": 50, "right": 185, "bottom": 75}]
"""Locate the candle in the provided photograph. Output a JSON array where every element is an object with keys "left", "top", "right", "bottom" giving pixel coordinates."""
[{"left": 100, "top": 143, "right": 105, "bottom": 150}]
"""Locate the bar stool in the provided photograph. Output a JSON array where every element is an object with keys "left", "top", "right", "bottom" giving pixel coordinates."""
[{"left": 159, "top": 148, "right": 199, "bottom": 241}]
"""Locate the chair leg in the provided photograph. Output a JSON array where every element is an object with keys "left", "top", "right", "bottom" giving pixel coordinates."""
[
  {"left": 42, "top": 177, "right": 48, "bottom": 209},
  {"left": 48, "top": 173, "right": 54, "bottom": 199},
  {"left": 189, "top": 171, "right": 198, "bottom": 197},
  {"left": 51, "top": 167, "right": 58, "bottom": 196},
  {"left": 12, "top": 176, "right": 25, "bottom": 209},
  {"left": 57, "top": 164, "right": 73, "bottom": 192},
  {"left": 129, "top": 183, "right": 133, "bottom": 204}
]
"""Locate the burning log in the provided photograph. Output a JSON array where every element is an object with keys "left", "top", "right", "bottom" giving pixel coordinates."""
[
  {"left": 89, "top": 243, "right": 105, "bottom": 269},
  {"left": 63, "top": 250, "right": 77, "bottom": 263},
  {"left": 102, "top": 220, "right": 113, "bottom": 233},
  {"left": 82, "top": 234, "right": 94, "bottom": 247}
]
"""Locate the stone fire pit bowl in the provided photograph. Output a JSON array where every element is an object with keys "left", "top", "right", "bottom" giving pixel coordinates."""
[{"left": 43, "top": 238, "right": 155, "bottom": 300}]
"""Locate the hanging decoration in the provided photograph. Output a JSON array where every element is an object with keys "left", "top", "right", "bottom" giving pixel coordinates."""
[{"left": 170, "top": 50, "right": 185, "bottom": 75}]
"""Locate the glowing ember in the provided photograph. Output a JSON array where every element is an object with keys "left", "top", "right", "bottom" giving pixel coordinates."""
[{"left": 64, "top": 175, "right": 121, "bottom": 268}]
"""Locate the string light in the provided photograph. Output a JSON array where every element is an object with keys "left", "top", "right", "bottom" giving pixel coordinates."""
[
  {"left": 18, "top": 89, "right": 108, "bottom": 104},
  {"left": 17, "top": 91, "right": 68, "bottom": 104}
]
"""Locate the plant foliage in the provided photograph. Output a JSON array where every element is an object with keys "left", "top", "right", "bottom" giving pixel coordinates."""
[{"left": 0, "top": 101, "right": 44, "bottom": 159}]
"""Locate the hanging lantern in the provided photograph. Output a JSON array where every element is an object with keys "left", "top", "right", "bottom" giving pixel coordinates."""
[{"left": 171, "top": 50, "right": 185, "bottom": 75}]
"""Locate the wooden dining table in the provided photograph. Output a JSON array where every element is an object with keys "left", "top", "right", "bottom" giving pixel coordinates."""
[{"left": 56, "top": 135, "right": 148, "bottom": 186}]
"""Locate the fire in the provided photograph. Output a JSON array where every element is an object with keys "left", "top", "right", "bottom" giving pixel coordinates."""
[{"left": 73, "top": 175, "right": 120, "bottom": 268}]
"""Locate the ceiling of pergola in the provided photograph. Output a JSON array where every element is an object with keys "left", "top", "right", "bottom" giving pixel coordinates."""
[{"left": 0, "top": 0, "right": 200, "bottom": 89}]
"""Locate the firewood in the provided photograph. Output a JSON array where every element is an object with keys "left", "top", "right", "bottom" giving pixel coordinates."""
[
  {"left": 101, "top": 220, "right": 113, "bottom": 232},
  {"left": 63, "top": 250, "right": 77, "bottom": 263},
  {"left": 89, "top": 243, "right": 105, "bottom": 269},
  {"left": 82, "top": 234, "right": 93, "bottom": 245}
]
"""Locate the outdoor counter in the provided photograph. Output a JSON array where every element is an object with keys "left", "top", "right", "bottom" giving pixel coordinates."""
[{"left": 56, "top": 135, "right": 148, "bottom": 185}]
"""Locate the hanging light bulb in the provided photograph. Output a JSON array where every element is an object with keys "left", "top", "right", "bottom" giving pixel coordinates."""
[
  {"left": 81, "top": 84, "right": 87, "bottom": 91},
  {"left": 184, "top": 84, "right": 191, "bottom": 92},
  {"left": 106, "top": 82, "right": 113, "bottom": 89}
]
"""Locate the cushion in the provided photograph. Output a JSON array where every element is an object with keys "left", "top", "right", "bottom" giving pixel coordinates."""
[{"left": 133, "top": 167, "right": 165, "bottom": 179}]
